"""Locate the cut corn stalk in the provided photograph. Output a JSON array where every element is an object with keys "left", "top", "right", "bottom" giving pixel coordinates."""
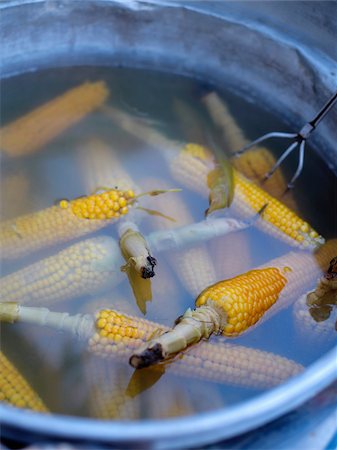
[
  {"left": 86, "top": 357, "right": 140, "bottom": 420},
  {"left": 306, "top": 256, "right": 337, "bottom": 306},
  {"left": 201, "top": 91, "right": 297, "bottom": 210},
  {"left": 143, "top": 178, "right": 217, "bottom": 296},
  {"left": 0, "top": 81, "right": 109, "bottom": 157},
  {"left": 130, "top": 239, "right": 337, "bottom": 368},
  {"left": 0, "top": 303, "right": 303, "bottom": 389},
  {"left": 0, "top": 351, "right": 48, "bottom": 412},
  {"left": 293, "top": 293, "right": 337, "bottom": 343},
  {"left": 0, "top": 236, "right": 122, "bottom": 306},
  {"left": 169, "top": 143, "right": 324, "bottom": 249}
]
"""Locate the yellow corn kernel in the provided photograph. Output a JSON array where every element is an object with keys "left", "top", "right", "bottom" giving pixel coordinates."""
[
  {"left": 0, "top": 82, "right": 109, "bottom": 157},
  {"left": 232, "top": 170, "right": 323, "bottom": 248},
  {"left": 65, "top": 189, "right": 134, "bottom": 220},
  {"left": 196, "top": 268, "right": 287, "bottom": 336},
  {"left": 0, "top": 352, "right": 48, "bottom": 412},
  {"left": 0, "top": 236, "right": 121, "bottom": 306}
]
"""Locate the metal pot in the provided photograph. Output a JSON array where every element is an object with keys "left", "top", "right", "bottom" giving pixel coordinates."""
[{"left": 1, "top": 1, "right": 336, "bottom": 448}]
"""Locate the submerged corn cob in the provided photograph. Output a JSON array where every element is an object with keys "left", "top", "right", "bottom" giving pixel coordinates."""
[
  {"left": 0, "top": 236, "right": 122, "bottom": 306},
  {"left": 0, "top": 187, "right": 134, "bottom": 260},
  {"left": 306, "top": 256, "right": 337, "bottom": 306},
  {"left": 130, "top": 239, "right": 337, "bottom": 367},
  {"left": 201, "top": 91, "right": 297, "bottom": 209},
  {"left": 142, "top": 178, "right": 217, "bottom": 296},
  {"left": 0, "top": 352, "right": 48, "bottom": 412},
  {"left": 0, "top": 81, "right": 109, "bottom": 157},
  {"left": 0, "top": 303, "right": 303, "bottom": 389},
  {"left": 169, "top": 143, "right": 324, "bottom": 249},
  {"left": 86, "top": 357, "right": 140, "bottom": 420},
  {"left": 293, "top": 293, "right": 337, "bottom": 343}
]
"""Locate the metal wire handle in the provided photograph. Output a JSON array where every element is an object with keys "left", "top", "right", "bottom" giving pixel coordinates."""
[{"left": 234, "top": 91, "right": 337, "bottom": 190}]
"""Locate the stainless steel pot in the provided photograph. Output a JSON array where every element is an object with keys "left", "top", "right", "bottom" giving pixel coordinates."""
[{"left": 1, "top": 1, "right": 336, "bottom": 448}]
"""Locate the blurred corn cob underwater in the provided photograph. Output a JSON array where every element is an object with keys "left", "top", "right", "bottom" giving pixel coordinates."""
[
  {"left": 102, "top": 104, "right": 323, "bottom": 249},
  {"left": 85, "top": 357, "right": 141, "bottom": 420},
  {"left": 0, "top": 236, "right": 122, "bottom": 306},
  {"left": 0, "top": 351, "right": 48, "bottom": 412},
  {"left": 142, "top": 178, "right": 217, "bottom": 297},
  {"left": 201, "top": 91, "right": 297, "bottom": 209},
  {"left": 0, "top": 303, "right": 303, "bottom": 390},
  {"left": 130, "top": 239, "right": 337, "bottom": 368},
  {"left": 293, "top": 293, "right": 337, "bottom": 345},
  {"left": 0, "top": 171, "right": 31, "bottom": 220},
  {"left": 0, "top": 213, "right": 261, "bottom": 309},
  {"left": 0, "top": 81, "right": 109, "bottom": 157}
]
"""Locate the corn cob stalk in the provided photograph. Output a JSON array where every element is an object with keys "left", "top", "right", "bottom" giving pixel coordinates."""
[
  {"left": 142, "top": 178, "right": 217, "bottom": 296},
  {"left": 86, "top": 357, "right": 140, "bottom": 420},
  {"left": 293, "top": 293, "right": 337, "bottom": 343},
  {"left": 0, "top": 303, "right": 303, "bottom": 389},
  {"left": 201, "top": 91, "right": 297, "bottom": 209},
  {"left": 0, "top": 351, "right": 48, "bottom": 412},
  {"left": 306, "top": 256, "right": 337, "bottom": 306},
  {"left": 130, "top": 239, "right": 337, "bottom": 368},
  {"left": 103, "top": 105, "right": 321, "bottom": 248},
  {"left": 0, "top": 81, "right": 109, "bottom": 157},
  {"left": 0, "top": 236, "right": 122, "bottom": 306}
]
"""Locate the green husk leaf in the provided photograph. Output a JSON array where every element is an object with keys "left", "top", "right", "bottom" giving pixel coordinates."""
[
  {"left": 205, "top": 160, "right": 233, "bottom": 216},
  {"left": 136, "top": 207, "right": 176, "bottom": 222}
]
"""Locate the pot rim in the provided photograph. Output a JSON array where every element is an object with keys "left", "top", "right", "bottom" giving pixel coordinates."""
[{"left": 1, "top": 345, "right": 336, "bottom": 448}]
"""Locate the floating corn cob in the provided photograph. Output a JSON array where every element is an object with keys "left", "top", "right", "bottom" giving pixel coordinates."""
[
  {"left": 169, "top": 143, "right": 324, "bottom": 249},
  {"left": 0, "top": 303, "right": 303, "bottom": 389},
  {"left": 0, "top": 236, "right": 122, "bottom": 306},
  {"left": 130, "top": 239, "right": 337, "bottom": 368},
  {"left": 293, "top": 293, "right": 337, "bottom": 343},
  {"left": 103, "top": 105, "right": 321, "bottom": 248},
  {"left": 0, "top": 186, "right": 134, "bottom": 260},
  {"left": 201, "top": 91, "right": 297, "bottom": 207},
  {"left": 0, "top": 81, "right": 109, "bottom": 157},
  {"left": 143, "top": 178, "right": 217, "bottom": 296},
  {"left": 86, "top": 357, "right": 140, "bottom": 420},
  {"left": 0, "top": 351, "right": 48, "bottom": 412}
]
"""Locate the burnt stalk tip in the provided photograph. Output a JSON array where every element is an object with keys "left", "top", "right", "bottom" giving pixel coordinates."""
[{"left": 129, "top": 343, "right": 164, "bottom": 369}]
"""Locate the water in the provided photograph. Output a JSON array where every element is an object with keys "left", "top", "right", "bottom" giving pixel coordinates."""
[{"left": 1, "top": 66, "right": 336, "bottom": 419}]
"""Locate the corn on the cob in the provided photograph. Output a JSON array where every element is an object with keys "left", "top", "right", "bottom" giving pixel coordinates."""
[
  {"left": 169, "top": 143, "right": 323, "bottom": 249},
  {"left": 0, "top": 81, "right": 109, "bottom": 157},
  {"left": 0, "top": 236, "right": 122, "bottom": 306},
  {"left": 201, "top": 91, "right": 297, "bottom": 210},
  {"left": 293, "top": 293, "right": 337, "bottom": 343},
  {"left": 143, "top": 178, "right": 217, "bottom": 296},
  {"left": 0, "top": 352, "right": 48, "bottom": 412},
  {"left": 130, "top": 239, "right": 337, "bottom": 367},
  {"left": 86, "top": 357, "right": 140, "bottom": 420},
  {"left": 0, "top": 303, "right": 303, "bottom": 389}
]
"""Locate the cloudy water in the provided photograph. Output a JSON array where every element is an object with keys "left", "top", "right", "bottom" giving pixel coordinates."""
[{"left": 0, "top": 66, "right": 336, "bottom": 418}]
